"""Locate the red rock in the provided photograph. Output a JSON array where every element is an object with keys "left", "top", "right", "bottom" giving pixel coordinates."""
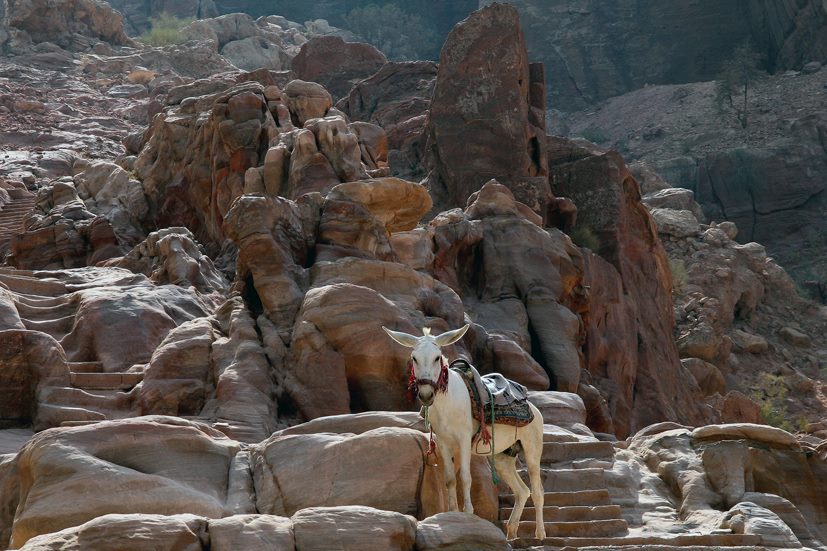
[
  {"left": 337, "top": 61, "right": 437, "bottom": 179},
  {"left": 292, "top": 36, "right": 387, "bottom": 99},
  {"left": 423, "top": 4, "right": 549, "bottom": 215},
  {"left": 549, "top": 138, "right": 710, "bottom": 436}
]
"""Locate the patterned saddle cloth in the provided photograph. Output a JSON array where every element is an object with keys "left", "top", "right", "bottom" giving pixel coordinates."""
[{"left": 450, "top": 359, "right": 534, "bottom": 427}]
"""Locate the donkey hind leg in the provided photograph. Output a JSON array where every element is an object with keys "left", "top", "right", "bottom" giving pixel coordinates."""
[
  {"left": 522, "top": 430, "right": 546, "bottom": 540},
  {"left": 439, "top": 442, "right": 459, "bottom": 511},
  {"left": 457, "top": 440, "right": 474, "bottom": 514},
  {"left": 494, "top": 453, "right": 529, "bottom": 540}
]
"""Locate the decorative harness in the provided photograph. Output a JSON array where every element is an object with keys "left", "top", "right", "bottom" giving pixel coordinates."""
[
  {"left": 407, "top": 357, "right": 501, "bottom": 482},
  {"left": 407, "top": 358, "right": 450, "bottom": 457}
]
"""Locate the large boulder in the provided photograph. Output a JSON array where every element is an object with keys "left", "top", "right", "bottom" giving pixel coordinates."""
[
  {"left": 17, "top": 514, "right": 209, "bottom": 551},
  {"left": 250, "top": 427, "right": 446, "bottom": 519},
  {"left": 337, "top": 61, "right": 437, "bottom": 179},
  {"left": 292, "top": 506, "right": 416, "bottom": 551},
  {"left": 6, "top": 0, "right": 132, "bottom": 49},
  {"left": 424, "top": 4, "right": 549, "bottom": 214},
  {"left": 292, "top": 36, "right": 388, "bottom": 99},
  {"left": 415, "top": 512, "right": 509, "bottom": 551},
  {"left": 8, "top": 417, "right": 243, "bottom": 548}
]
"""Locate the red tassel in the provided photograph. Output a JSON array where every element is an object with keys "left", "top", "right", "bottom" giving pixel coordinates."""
[
  {"left": 477, "top": 401, "right": 491, "bottom": 445},
  {"left": 406, "top": 361, "right": 417, "bottom": 403},
  {"left": 427, "top": 429, "right": 437, "bottom": 457},
  {"left": 436, "top": 359, "right": 449, "bottom": 393}
]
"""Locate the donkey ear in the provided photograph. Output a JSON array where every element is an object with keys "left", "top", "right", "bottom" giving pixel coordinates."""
[
  {"left": 434, "top": 324, "right": 470, "bottom": 347},
  {"left": 382, "top": 326, "right": 419, "bottom": 348}
]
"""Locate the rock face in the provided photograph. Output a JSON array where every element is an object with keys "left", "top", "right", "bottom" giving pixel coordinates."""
[
  {"left": 337, "top": 61, "right": 437, "bottom": 179},
  {"left": 486, "top": 0, "right": 827, "bottom": 111},
  {"left": 548, "top": 138, "right": 708, "bottom": 436},
  {"left": 292, "top": 36, "right": 387, "bottom": 99},
  {"left": 628, "top": 425, "right": 827, "bottom": 546},
  {"left": 8, "top": 417, "right": 241, "bottom": 548},
  {"left": 561, "top": 70, "right": 827, "bottom": 302},
  {"left": 5, "top": 0, "right": 133, "bottom": 49},
  {"left": 135, "top": 76, "right": 390, "bottom": 250},
  {"left": 647, "top": 185, "right": 827, "bottom": 431},
  {"left": 424, "top": 3, "right": 549, "bottom": 215}
]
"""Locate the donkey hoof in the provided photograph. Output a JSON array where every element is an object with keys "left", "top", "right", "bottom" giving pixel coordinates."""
[{"left": 535, "top": 529, "right": 546, "bottom": 540}]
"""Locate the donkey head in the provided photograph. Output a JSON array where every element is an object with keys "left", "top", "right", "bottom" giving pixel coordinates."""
[{"left": 382, "top": 324, "right": 469, "bottom": 405}]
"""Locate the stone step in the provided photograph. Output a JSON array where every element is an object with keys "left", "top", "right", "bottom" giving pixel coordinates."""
[
  {"left": 511, "top": 532, "right": 763, "bottom": 550},
  {"left": 13, "top": 293, "right": 72, "bottom": 307},
  {"left": 35, "top": 403, "right": 107, "bottom": 429},
  {"left": 500, "top": 504, "right": 622, "bottom": 523},
  {"left": 542, "top": 441, "right": 615, "bottom": 464},
  {"left": 22, "top": 314, "right": 76, "bottom": 339},
  {"left": 66, "top": 361, "right": 104, "bottom": 373},
  {"left": 510, "top": 518, "right": 628, "bottom": 539},
  {"left": 70, "top": 372, "right": 143, "bottom": 390},
  {"left": 14, "top": 299, "right": 77, "bottom": 320},
  {"left": 517, "top": 467, "right": 607, "bottom": 493},
  {"left": 500, "top": 490, "right": 611, "bottom": 508},
  {"left": 0, "top": 273, "right": 67, "bottom": 295},
  {"left": 39, "top": 386, "right": 127, "bottom": 410}
]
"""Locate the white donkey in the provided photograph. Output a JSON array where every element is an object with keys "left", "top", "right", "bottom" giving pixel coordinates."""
[{"left": 383, "top": 324, "right": 546, "bottom": 541}]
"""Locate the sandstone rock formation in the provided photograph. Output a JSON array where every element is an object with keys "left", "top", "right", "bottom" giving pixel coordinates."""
[
  {"left": 548, "top": 138, "right": 709, "bottom": 436},
  {"left": 292, "top": 35, "right": 387, "bottom": 99},
  {"left": 337, "top": 60, "right": 437, "bottom": 179},
  {"left": 646, "top": 185, "right": 827, "bottom": 430},
  {"left": 424, "top": 3, "right": 549, "bottom": 215},
  {"left": 1, "top": 3, "right": 826, "bottom": 550},
  {"left": 5, "top": 0, "right": 133, "bottom": 50}
]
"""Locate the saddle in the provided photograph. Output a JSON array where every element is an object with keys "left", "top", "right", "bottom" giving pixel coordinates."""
[{"left": 449, "top": 359, "right": 534, "bottom": 428}]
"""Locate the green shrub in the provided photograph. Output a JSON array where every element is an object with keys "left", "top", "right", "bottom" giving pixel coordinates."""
[
  {"left": 139, "top": 13, "right": 194, "bottom": 46},
  {"left": 343, "top": 4, "right": 438, "bottom": 61},
  {"left": 570, "top": 226, "right": 600, "bottom": 251},
  {"left": 751, "top": 373, "right": 797, "bottom": 432},
  {"left": 670, "top": 259, "right": 688, "bottom": 292}
]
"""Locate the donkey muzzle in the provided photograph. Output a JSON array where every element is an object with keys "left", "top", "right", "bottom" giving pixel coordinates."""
[{"left": 417, "top": 385, "right": 435, "bottom": 406}]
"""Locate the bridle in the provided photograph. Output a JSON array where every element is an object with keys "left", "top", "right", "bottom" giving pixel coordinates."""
[
  {"left": 406, "top": 357, "right": 449, "bottom": 403},
  {"left": 407, "top": 356, "right": 450, "bottom": 458}
]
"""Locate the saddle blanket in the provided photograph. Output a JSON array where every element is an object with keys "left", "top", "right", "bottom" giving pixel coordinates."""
[{"left": 450, "top": 359, "right": 534, "bottom": 427}]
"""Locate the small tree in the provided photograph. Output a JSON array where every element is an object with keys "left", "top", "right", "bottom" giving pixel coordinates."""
[
  {"left": 344, "top": 4, "right": 438, "bottom": 61},
  {"left": 139, "top": 13, "right": 194, "bottom": 47},
  {"left": 715, "top": 40, "right": 763, "bottom": 129}
]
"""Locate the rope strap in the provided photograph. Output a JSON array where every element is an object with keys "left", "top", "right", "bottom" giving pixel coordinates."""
[{"left": 486, "top": 386, "right": 499, "bottom": 485}]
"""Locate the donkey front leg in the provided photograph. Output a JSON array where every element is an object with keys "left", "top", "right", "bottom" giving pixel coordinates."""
[
  {"left": 457, "top": 442, "right": 474, "bottom": 514},
  {"left": 438, "top": 441, "right": 460, "bottom": 511}
]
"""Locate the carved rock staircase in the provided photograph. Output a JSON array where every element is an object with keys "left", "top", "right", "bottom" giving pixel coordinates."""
[
  {"left": 0, "top": 182, "right": 34, "bottom": 257},
  {"left": 506, "top": 434, "right": 769, "bottom": 551},
  {"left": 0, "top": 268, "right": 142, "bottom": 428}
]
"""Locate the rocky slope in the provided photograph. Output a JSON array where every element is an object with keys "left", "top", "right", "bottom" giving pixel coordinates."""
[
  {"left": 559, "top": 66, "right": 827, "bottom": 301},
  {"left": 490, "top": 0, "right": 827, "bottom": 111},
  {"left": 0, "top": 2, "right": 825, "bottom": 551}
]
